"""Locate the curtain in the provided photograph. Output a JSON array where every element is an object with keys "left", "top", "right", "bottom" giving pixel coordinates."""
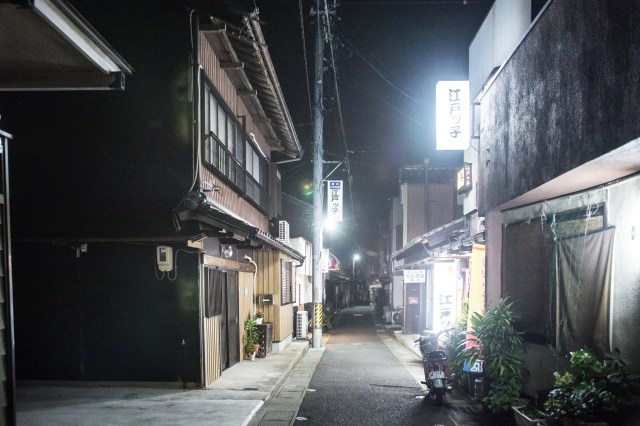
[
  {"left": 555, "top": 227, "right": 615, "bottom": 356},
  {"left": 502, "top": 219, "right": 554, "bottom": 339}
]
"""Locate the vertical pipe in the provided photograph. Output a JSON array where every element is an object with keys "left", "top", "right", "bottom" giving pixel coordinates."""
[{"left": 312, "top": 0, "right": 325, "bottom": 349}]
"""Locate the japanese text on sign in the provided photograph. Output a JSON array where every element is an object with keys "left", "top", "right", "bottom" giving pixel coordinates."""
[
  {"left": 327, "top": 180, "right": 343, "bottom": 222},
  {"left": 403, "top": 269, "right": 425, "bottom": 283},
  {"left": 436, "top": 81, "right": 470, "bottom": 150}
]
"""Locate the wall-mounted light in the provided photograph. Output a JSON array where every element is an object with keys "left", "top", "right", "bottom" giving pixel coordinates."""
[{"left": 222, "top": 245, "right": 234, "bottom": 259}]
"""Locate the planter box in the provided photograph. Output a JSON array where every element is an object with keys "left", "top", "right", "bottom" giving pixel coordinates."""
[{"left": 512, "top": 405, "right": 547, "bottom": 426}]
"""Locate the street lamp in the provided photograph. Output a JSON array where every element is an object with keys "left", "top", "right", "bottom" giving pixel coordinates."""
[{"left": 352, "top": 253, "right": 360, "bottom": 278}]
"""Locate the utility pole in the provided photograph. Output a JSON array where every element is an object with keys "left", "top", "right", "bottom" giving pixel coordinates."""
[{"left": 311, "top": 0, "right": 325, "bottom": 349}]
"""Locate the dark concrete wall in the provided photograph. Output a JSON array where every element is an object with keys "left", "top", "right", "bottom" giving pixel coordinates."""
[
  {"left": 479, "top": 0, "right": 640, "bottom": 213},
  {"left": 13, "top": 242, "right": 200, "bottom": 382},
  {"left": 0, "top": 0, "right": 195, "bottom": 239}
]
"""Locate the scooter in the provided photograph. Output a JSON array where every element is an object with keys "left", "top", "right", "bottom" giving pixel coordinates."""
[{"left": 415, "top": 330, "right": 452, "bottom": 405}]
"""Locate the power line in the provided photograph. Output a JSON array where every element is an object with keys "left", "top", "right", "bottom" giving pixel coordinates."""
[
  {"left": 342, "top": 72, "right": 429, "bottom": 131},
  {"left": 299, "top": 0, "right": 314, "bottom": 122},
  {"left": 323, "top": 0, "right": 355, "bottom": 214},
  {"left": 342, "top": 37, "right": 428, "bottom": 106}
]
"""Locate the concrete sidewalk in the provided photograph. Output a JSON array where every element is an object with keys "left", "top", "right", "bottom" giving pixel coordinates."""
[{"left": 16, "top": 340, "right": 310, "bottom": 426}]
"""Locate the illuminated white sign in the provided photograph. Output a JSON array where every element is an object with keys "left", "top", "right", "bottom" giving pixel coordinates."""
[
  {"left": 433, "top": 262, "right": 457, "bottom": 332},
  {"left": 327, "top": 180, "right": 343, "bottom": 222},
  {"left": 436, "top": 81, "right": 470, "bottom": 150},
  {"left": 403, "top": 269, "right": 425, "bottom": 283}
]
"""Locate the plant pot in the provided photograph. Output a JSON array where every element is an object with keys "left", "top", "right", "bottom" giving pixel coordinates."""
[
  {"left": 255, "top": 318, "right": 263, "bottom": 325},
  {"left": 513, "top": 405, "right": 547, "bottom": 426},
  {"left": 249, "top": 352, "right": 256, "bottom": 361},
  {"left": 474, "top": 378, "right": 486, "bottom": 399}
]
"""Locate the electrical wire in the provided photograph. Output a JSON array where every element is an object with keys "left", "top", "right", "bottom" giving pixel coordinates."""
[
  {"left": 323, "top": 0, "right": 355, "bottom": 214},
  {"left": 342, "top": 37, "right": 428, "bottom": 106},
  {"left": 342, "top": 72, "right": 429, "bottom": 131},
  {"left": 299, "top": 0, "right": 314, "bottom": 121}
]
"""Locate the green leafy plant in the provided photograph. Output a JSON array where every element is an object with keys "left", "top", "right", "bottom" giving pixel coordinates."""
[
  {"left": 244, "top": 316, "right": 259, "bottom": 357},
  {"left": 441, "top": 303, "right": 469, "bottom": 385},
  {"left": 544, "top": 349, "right": 625, "bottom": 422},
  {"left": 459, "top": 298, "right": 526, "bottom": 414}
]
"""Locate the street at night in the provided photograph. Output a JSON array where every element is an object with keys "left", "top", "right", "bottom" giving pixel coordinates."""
[
  {"left": 1, "top": 0, "right": 640, "bottom": 425},
  {"left": 290, "top": 306, "right": 501, "bottom": 426}
]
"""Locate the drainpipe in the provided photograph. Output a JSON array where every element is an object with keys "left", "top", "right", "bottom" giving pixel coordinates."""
[{"left": 244, "top": 255, "right": 257, "bottom": 316}]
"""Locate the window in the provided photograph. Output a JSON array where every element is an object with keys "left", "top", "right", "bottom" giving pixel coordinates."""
[
  {"left": 205, "top": 269, "right": 224, "bottom": 317},
  {"left": 281, "top": 260, "right": 294, "bottom": 305},
  {"left": 217, "top": 104, "right": 226, "bottom": 145},
  {"left": 202, "top": 82, "right": 269, "bottom": 210}
]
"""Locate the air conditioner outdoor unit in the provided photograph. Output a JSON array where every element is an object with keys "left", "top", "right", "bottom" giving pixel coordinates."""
[
  {"left": 391, "top": 309, "right": 403, "bottom": 325},
  {"left": 278, "top": 220, "right": 290, "bottom": 245},
  {"left": 296, "top": 310, "right": 308, "bottom": 339}
]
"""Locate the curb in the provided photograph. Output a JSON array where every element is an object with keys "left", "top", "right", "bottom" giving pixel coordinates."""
[{"left": 263, "top": 340, "right": 310, "bottom": 402}]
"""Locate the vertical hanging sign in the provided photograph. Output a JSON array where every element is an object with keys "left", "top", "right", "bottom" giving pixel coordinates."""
[
  {"left": 436, "top": 80, "right": 470, "bottom": 150},
  {"left": 327, "top": 180, "right": 343, "bottom": 222}
]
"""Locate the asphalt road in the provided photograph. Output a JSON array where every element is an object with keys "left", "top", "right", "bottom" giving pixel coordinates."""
[{"left": 293, "top": 305, "right": 481, "bottom": 426}]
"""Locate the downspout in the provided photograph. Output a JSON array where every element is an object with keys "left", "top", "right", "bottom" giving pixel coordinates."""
[{"left": 245, "top": 255, "right": 258, "bottom": 316}]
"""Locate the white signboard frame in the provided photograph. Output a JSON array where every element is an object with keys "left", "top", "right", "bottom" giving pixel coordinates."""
[
  {"left": 436, "top": 80, "right": 470, "bottom": 150},
  {"left": 327, "top": 180, "right": 343, "bottom": 222},
  {"left": 403, "top": 269, "right": 426, "bottom": 283}
]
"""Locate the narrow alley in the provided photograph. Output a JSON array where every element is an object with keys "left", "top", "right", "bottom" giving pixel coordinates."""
[{"left": 252, "top": 305, "right": 506, "bottom": 426}]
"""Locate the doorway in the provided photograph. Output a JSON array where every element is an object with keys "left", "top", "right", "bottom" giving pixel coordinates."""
[
  {"left": 405, "top": 283, "right": 421, "bottom": 334},
  {"left": 204, "top": 268, "right": 240, "bottom": 379}
]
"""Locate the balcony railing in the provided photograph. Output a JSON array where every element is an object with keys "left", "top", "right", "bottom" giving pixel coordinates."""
[{"left": 206, "top": 136, "right": 268, "bottom": 212}]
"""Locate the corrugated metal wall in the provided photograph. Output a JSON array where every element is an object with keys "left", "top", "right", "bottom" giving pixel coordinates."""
[
  {"left": 469, "top": 0, "right": 532, "bottom": 98},
  {"left": 203, "top": 316, "right": 221, "bottom": 387},
  {"left": 0, "top": 130, "right": 14, "bottom": 424},
  {"left": 254, "top": 250, "right": 294, "bottom": 342}
]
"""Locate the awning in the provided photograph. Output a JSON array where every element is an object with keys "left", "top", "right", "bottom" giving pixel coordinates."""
[
  {"left": 392, "top": 218, "right": 466, "bottom": 270},
  {"left": 369, "top": 279, "right": 383, "bottom": 289},
  {"left": 176, "top": 191, "right": 304, "bottom": 262},
  {"left": 0, "top": 0, "right": 132, "bottom": 90},
  {"left": 252, "top": 229, "right": 305, "bottom": 262}
]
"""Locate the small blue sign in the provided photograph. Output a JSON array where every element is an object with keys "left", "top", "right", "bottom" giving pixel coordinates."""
[{"left": 463, "top": 359, "right": 483, "bottom": 373}]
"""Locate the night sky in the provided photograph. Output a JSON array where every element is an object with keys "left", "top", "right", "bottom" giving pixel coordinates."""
[{"left": 255, "top": 0, "right": 494, "bottom": 259}]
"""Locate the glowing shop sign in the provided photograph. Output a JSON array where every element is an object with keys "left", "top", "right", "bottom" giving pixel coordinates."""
[
  {"left": 327, "top": 180, "right": 343, "bottom": 222},
  {"left": 436, "top": 81, "right": 470, "bottom": 150}
]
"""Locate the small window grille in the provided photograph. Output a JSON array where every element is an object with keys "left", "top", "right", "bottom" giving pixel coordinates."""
[{"left": 281, "top": 260, "right": 294, "bottom": 305}]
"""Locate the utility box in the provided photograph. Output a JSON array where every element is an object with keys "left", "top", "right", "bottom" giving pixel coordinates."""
[{"left": 256, "top": 294, "right": 273, "bottom": 304}]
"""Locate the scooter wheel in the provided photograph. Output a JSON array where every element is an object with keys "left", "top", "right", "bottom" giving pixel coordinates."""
[{"left": 436, "top": 391, "right": 444, "bottom": 405}]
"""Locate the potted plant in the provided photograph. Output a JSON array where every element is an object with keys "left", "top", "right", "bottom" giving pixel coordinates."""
[
  {"left": 544, "top": 349, "right": 629, "bottom": 425},
  {"left": 460, "top": 298, "right": 526, "bottom": 415},
  {"left": 244, "top": 316, "right": 260, "bottom": 361},
  {"left": 441, "top": 303, "right": 469, "bottom": 391},
  {"left": 512, "top": 405, "right": 547, "bottom": 426},
  {"left": 254, "top": 311, "right": 264, "bottom": 325}
]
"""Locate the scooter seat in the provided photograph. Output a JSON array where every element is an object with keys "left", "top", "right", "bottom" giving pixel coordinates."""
[{"left": 426, "top": 350, "right": 447, "bottom": 361}]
